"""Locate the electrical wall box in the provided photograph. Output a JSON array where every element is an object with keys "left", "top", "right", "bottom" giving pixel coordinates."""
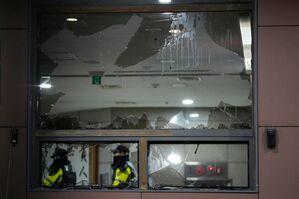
[{"left": 266, "top": 128, "right": 276, "bottom": 149}]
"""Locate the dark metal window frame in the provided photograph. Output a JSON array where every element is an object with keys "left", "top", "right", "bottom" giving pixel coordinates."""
[{"left": 28, "top": 1, "right": 257, "bottom": 192}]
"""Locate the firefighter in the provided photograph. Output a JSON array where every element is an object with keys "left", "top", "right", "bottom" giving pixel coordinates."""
[
  {"left": 111, "top": 145, "right": 137, "bottom": 189},
  {"left": 42, "top": 148, "right": 76, "bottom": 188}
]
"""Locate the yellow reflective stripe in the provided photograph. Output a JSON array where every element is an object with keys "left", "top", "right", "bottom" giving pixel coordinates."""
[
  {"left": 112, "top": 179, "right": 120, "bottom": 186},
  {"left": 42, "top": 168, "right": 63, "bottom": 187},
  {"left": 43, "top": 177, "right": 53, "bottom": 186},
  {"left": 112, "top": 167, "right": 132, "bottom": 187}
]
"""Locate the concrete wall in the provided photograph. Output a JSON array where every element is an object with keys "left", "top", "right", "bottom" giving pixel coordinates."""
[{"left": 258, "top": 0, "right": 299, "bottom": 199}]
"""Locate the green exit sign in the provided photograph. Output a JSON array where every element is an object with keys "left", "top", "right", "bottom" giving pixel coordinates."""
[{"left": 92, "top": 76, "right": 102, "bottom": 85}]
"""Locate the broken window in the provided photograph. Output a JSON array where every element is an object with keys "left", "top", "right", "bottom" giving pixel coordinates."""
[
  {"left": 40, "top": 142, "right": 138, "bottom": 189},
  {"left": 37, "top": 12, "right": 252, "bottom": 130},
  {"left": 148, "top": 142, "right": 249, "bottom": 189}
]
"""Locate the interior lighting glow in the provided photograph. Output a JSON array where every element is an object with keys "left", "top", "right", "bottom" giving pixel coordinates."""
[
  {"left": 169, "top": 115, "right": 178, "bottom": 124},
  {"left": 66, "top": 18, "right": 78, "bottom": 22},
  {"left": 182, "top": 99, "right": 194, "bottom": 105},
  {"left": 189, "top": 113, "right": 199, "bottom": 118},
  {"left": 167, "top": 152, "right": 181, "bottom": 164},
  {"left": 159, "top": 0, "right": 172, "bottom": 3},
  {"left": 40, "top": 83, "right": 52, "bottom": 89},
  {"left": 169, "top": 29, "right": 180, "bottom": 34}
]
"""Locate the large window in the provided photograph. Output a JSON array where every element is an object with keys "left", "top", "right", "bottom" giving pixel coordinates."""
[
  {"left": 37, "top": 12, "right": 252, "bottom": 130},
  {"left": 31, "top": 2, "right": 255, "bottom": 191}
]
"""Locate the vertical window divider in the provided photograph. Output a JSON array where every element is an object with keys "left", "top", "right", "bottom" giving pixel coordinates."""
[{"left": 139, "top": 138, "right": 148, "bottom": 190}]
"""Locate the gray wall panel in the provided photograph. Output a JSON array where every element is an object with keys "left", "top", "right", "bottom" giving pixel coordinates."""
[
  {"left": 0, "top": 129, "right": 10, "bottom": 199},
  {"left": 0, "top": 30, "right": 28, "bottom": 127},
  {"left": 258, "top": 27, "right": 299, "bottom": 126},
  {"left": 0, "top": 128, "right": 27, "bottom": 199},
  {"left": 259, "top": 127, "right": 299, "bottom": 199},
  {"left": 0, "top": 0, "right": 28, "bottom": 28},
  {"left": 259, "top": 0, "right": 299, "bottom": 26}
]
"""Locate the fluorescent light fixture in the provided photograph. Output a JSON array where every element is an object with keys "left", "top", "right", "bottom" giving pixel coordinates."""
[
  {"left": 159, "top": 0, "right": 172, "bottom": 3},
  {"left": 167, "top": 152, "right": 181, "bottom": 164},
  {"left": 66, "top": 18, "right": 78, "bottom": 22},
  {"left": 182, "top": 99, "right": 194, "bottom": 105},
  {"left": 40, "top": 83, "right": 52, "bottom": 89},
  {"left": 189, "top": 113, "right": 199, "bottom": 118},
  {"left": 169, "top": 29, "right": 180, "bottom": 34},
  {"left": 185, "top": 161, "right": 200, "bottom": 165},
  {"left": 40, "top": 77, "right": 52, "bottom": 89}
]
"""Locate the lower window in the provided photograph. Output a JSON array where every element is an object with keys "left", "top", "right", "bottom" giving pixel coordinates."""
[
  {"left": 148, "top": 142, "right": 249, "bottom": 189},
  {"left": 40, "top": 142, "right": 139, "bottom": 189}
]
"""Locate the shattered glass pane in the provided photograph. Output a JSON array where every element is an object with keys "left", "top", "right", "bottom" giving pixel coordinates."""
[
  {"left": 40, "top": 142, "right": 138, "bottom": 189},
  {"left": 37, "top": 12, "right": 252, "bottom": 130},
  {"left": 148, "top": 143, "right": 248, "bottom": 189}
]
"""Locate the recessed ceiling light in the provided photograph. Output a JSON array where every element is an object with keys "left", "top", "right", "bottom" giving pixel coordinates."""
[
  {"left": 169, "top": 29, "right": 180, "bottom": 34},
  {"left": 159, "top": 0, "right": 172, "bottom": 3},
  {"left": 66, "top": 18, "right": 78, "bottom": 22},
  {"left": 40, "top": 83, "right": 52, "bottom": 89},
  {"left": 182, "top": 99, "right": 194, "bottom": 105},
  {"left": 167, "top": 152, "right": 181, "bottom": 164},
  {"left": 189, "top": 113, "right": 199, "bottom": 118},
  {"left": 177, "top": 76, "right": 202, "bottom": 81}
]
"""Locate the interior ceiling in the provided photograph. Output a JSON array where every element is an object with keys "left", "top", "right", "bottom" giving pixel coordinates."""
[{"left": 39, "top": 12, "right": 252, "bottom": 115}]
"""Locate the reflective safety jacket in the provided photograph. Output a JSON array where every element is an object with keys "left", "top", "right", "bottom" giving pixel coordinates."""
[
  {"left": 112, "top": 162, "right": 137, "bottom": 188},
  {"left": 42, "top": 168, "right": 63, "bottom": 187},
  {"left": 42, "top": 164, "right": 76, "bottom": 187}
]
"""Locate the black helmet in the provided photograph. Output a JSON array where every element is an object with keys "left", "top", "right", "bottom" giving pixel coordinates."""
[
  {"left": 111, "top": 145, "right": 129, "bottom": 154},
  {"left": 51, "top": 148, "right": 68, "bottom": 159}
]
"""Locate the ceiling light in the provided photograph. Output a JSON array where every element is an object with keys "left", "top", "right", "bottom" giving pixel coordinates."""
[
  {"left": 40, "top": 77, "right": 52, "bottom": 89},
  {"left": 167, "top": 152, "right": 181, "bottom": 164},
  {"left": 167, "top": 153, "right": 181, "bottom": 164},
  {"left": 66, "top": 18, "right": 78, "bottom": 22},
  {"left": 159, "top": 0, "right": 172, "bottom": 3},
  {"left": 189, "top": 113, "right": 199, "bottom": 118},
  {"left": 169, "top": 29, "right": 180, "bottom": 34},
  {"left": 40, "top": 83, "right": 52, "bottom": 89},
  {"left": 182, "top": 99, "right": 194, "bottom": 105},
  {"left": 177, "top": 76, "right": 202, "bottom": 81}
]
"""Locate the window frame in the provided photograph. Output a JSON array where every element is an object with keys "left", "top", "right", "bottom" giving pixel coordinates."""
[{"left": 28, "top": 1, "right": 257, "bottom": 192}]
